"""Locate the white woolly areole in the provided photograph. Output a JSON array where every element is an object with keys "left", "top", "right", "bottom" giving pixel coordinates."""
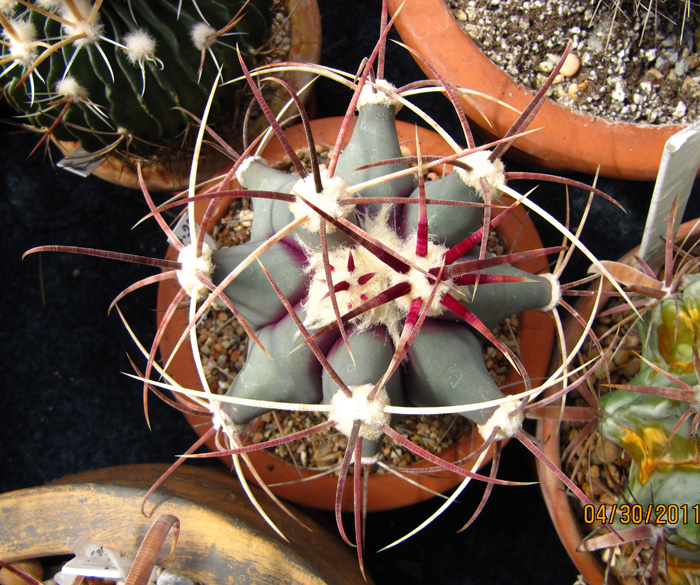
[
  {"left": 303, "top": 207, "right": 399, "bottom": 337},
  {"left": 123, "top": 29, "right": 157, "bottom": 64},
  {"left": 177, "top": 242, "right": 213, "bottom": 301},
  {"left": 456, "top": 150, "right": 505, "bottom": 200},
  {"left": 302, "top": 206, "right": 451, "bottom": 344},
  {"left": 60, "top": 0, "right": 103, "bottom": 45},
  {"left": 289, "top": 169, "right": 353, "bottom": 234},
  {"left": 390, "top": 236, "right": 451, "bottom": 317},
  {"left": 538, "top": 272, "right": 561, "bottom": 312},
  {"left": 329, "top": 384, "right": 390, "bottom": 441},
  {"left": 477, "top": 400, "right": 524, "bottom": 441},
  {"left": 234, "top": 155, "right": 266, "bottom": 188},
  {"left": 0, "top": 0, "right": 17, "bottom": 13},
  {"left": 56, "top": 76, "right": 88, "bottom": 100},
  {"left": 357, "top": 79, "right": 401, "bottom": 111},
  {"left": 190, "top": 22, "right": 216, "bottom": 51},
  {"left": 4, "top": 19, "right": 37, "bottom": 66},
  {"left": 211, "top": 404, "right": 239, "bottom": 433},
  {"left": 303, "top": 242, "right": 395, "bottom": 332},
  {"left": 35, "top": 0, "right": 60, "bottom": 9}
]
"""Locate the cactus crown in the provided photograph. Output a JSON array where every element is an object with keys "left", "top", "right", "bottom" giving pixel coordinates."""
[{"left": 1, "top": 0, "right": 273, "bottom": 168}]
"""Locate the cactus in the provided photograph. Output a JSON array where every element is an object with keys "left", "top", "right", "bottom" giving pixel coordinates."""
[
  {"left": 23, "top": 4, "right": 621, "bottom": 569},
  {"left": 212, "top": 99, "right": 565, "bottom": 455},
  {"left": 572, "top": 218, "right": 700, "bottom": 583},
  {"left": 597, "top": 274, "right": 700, "bottom": 581},
  {"left": 0, "top": 0, "right": 273, "bottom": 177}
]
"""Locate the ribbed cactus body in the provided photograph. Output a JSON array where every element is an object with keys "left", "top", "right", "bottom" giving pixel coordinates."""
[
  {"left": 1, "top": 0, "right": 272, "bottom": 157},
  {"left": 211, "top": 99, "right": 555, "bottom": 452}
]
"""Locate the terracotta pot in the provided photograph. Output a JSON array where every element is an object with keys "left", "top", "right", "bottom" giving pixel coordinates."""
[
  {"left": 156, "top": 116, "right": 556, "bottom": 512},
  {"left": 387, "top": 0, "right": 691, "bottom": 181},
  {"left": 0, "top": 464, "right": 369, "bottom": 585},
  {"left": 53, "top": 0, "right": 322, "bottom": 192},
  {"left": 535, "top": 219, "right": 700, "bottom": 585}
]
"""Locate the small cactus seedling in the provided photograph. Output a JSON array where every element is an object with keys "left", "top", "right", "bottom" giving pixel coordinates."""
[
  {"left": 0, "top": 0, "right": 278, "bottom": 185},
  {"left": 24, "top": 3, "right": 624, "bottom": 569}
]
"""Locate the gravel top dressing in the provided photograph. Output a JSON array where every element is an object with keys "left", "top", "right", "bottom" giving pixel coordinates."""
[{"left": 447, "top": 0, "right": 700, "bottom": 124}]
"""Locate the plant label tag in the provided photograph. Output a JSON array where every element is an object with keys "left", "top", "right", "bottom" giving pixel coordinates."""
[
  {"left": 60, "top": 545, "right": 123, "bottom": 579},
  {"left": 57, "top": 145, "right": 107, "bottom": 178},
  {"left": 171, "top": 213, "right": 216, "bottom": 249},
  {"left": 639, "top": 120, "right": 700, "bottom": 270}
]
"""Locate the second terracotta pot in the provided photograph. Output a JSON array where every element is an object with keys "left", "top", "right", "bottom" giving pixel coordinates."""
[{"left": 387, "top": 0, "right": 690, "bottom": 181}]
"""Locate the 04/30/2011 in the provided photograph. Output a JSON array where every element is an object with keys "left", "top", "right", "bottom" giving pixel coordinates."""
[{"left": 584, "top": 503, "right": 700, "bottom": 525}]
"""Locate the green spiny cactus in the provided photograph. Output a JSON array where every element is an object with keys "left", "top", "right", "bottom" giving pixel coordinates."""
[
  {"left": 0, "top": 0, "right": 272, "bottom": 170},
  {"left": 600, "top": 273, "right": 700, "bottom": 580}
]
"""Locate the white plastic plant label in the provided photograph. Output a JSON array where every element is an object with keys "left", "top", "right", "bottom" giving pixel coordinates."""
[
  {"left": 57, "top": 145, "right": 106, "bottom": 177},
  {"left": 639, "top": 120, "right": 700, "bottom": 270},
  {"left": 171, "top": 213, "right": 216, "bottom": 249},
  {"left": 57, "top": 538, "right": 129, "bottom": 581}
]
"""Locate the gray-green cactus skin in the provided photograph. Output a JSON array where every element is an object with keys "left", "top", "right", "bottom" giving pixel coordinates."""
[
  {"left": 1, "top": 0, "right": 271, "bottom": 157},
  {"left": 209, "top": 97, "right": 556, "bottom": 458},
  {"left": 600, "top": 275, "right": 700, "bottom": 570}
]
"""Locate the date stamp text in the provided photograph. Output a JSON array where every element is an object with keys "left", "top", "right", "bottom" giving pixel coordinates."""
[{"left": 583, "top": 504, "right": 700, "bottom": 525}]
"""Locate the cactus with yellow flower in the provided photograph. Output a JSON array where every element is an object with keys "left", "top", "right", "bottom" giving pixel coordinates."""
[{"left": 593, "top": 259, "right": 700, "bottom": 582}]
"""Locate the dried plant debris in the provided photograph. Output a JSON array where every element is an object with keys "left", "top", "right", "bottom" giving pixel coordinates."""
[{"left": 448, "top": 0, "right": 700, "bottom": 124}]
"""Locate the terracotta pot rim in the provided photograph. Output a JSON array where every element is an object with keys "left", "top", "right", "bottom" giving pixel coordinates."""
[
  {"left": 386, "top": 0, "right": 691, "bottom": 181},
  {"left": 157, "top": 116, "right": 556, "bottom": 511},
  {"left": 535, "top": 218, "right": 700, "bottom": 585}
]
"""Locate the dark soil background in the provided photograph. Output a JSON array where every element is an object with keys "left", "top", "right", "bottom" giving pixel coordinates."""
[{"left": 2, "top": 2, "right": 700, "bottom": 584}]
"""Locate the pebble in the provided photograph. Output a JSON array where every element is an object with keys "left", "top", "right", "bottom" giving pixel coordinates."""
[
  {"left": 621, "top": 359, "right": 641, "bottom": 379},
  {"left": 612, "top": 348, "right": 630, "bottom": 366},
  {"left": 595, "top": 437, "right": 622, "bottom": 464},
  {"left": 599, "top": 493, "right": 618, "bottom": 506},
  {"left": 673, "top": 100, "right": 688, "bottom": 118},
  {"left": 675, "top": 58, "right": 690, "bottom": 77},
  {"left": 560, "top": 53, "right": 581, "bottom": 77},
  {"left": 641, "top": 67, "right": 664, "bottom": 82},
  {"left": 538, "top": 60, "right": 555, "bottom": 74},
  {"left": 683, "top": 72, "right": 700, "bottom": 94}
]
